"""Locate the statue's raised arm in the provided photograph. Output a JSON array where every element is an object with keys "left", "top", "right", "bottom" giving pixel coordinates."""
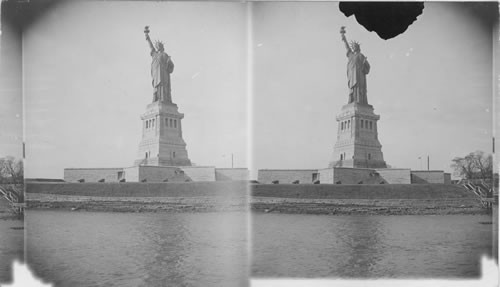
[
  {"left": 340, "top": 26, "right": 351, "bottom": 54},
  {"left": 144, "top": 26, "right": 156, "bottom": 53}
]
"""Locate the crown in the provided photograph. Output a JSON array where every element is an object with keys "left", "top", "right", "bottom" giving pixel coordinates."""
[{"left": 154, "top": 40, "right": 164, "bottom": 47}]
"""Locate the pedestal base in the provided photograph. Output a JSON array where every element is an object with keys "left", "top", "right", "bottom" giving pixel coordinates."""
[
  {"left": 329, "top": 102, "right": 386, "bottom": 169},
  {"left": 135, "top": 101, "right": 192, "bottom": 167}
]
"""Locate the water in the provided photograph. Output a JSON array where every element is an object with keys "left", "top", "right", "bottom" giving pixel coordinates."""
[
  {"left": 252, "top": 213, "right": 493, "bottom": 278},
  {"left": 0, "top": 218, "right": 24, "bottom": 283},
  {"left": 26, "top": 210, "right": 248, "bottom": 287}
]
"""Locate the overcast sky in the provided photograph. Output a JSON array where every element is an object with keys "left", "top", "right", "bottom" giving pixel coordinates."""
[
  {"left": 22, "top": 1, "right": 248, "bottom": 178},
  {"left": 252, "top": 2, "right": 495, "bottom": 178},
  {"left": 1, "top": 1, "right": 496, "bottom": 179},
  {"left": 0, "top": 5, "right": 23, "bottom": 160}
]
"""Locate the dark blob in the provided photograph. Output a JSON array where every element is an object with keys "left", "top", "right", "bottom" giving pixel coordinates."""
[
  {"left": 339, "top": 2, "right": 425, "bottom": 40},
  {"left": 2, "top": 0, "right": 63, "bottom": 30}
]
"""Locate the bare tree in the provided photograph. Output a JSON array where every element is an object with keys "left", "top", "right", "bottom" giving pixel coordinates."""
[
  {"left": 0, "top": 157, "right": 24, "bottom": 218},
  {"left": 0, "top": 156, "right": 23, "bottom": 184},
  {"left": 451, "top": 151, "right": 493, "bottom": 180}
]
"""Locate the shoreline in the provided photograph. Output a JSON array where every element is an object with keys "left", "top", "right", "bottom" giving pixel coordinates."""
[
  {"left": 27, "top": 193, "right": 248, "bottom": 213},
  {"left": 250, "top": 183, "right": 489, "bottom": 215},
  {"left": 26, "top": 193, "right": 489, "bottom": 215},
  {"left": 251, "top": 203, "right": 489, "bottom": 216},
  {"left": 26, "top": 183, "right": 490, "bottom": 215},
  {"left": 251, "top": 197, "right": 488, "bottom": 215}
]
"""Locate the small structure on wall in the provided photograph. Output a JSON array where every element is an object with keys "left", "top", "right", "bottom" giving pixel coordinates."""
[
  {"left": 65, "top": 166, "right": 249, "bottom": 183},
  {"left": 257, "top": 168, "right": 450, "bottom": 185}
]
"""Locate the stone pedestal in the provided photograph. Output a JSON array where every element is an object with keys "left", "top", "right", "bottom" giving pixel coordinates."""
[
  {"left": 134, "top": 101, "right": 191, "bottom": 166},
  {"left": 329, "top": 102, "right": 386, "bottom": 168}
]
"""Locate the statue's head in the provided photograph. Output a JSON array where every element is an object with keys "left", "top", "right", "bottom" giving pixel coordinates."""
[
  {"left": 350, "top": 41, "right": 360, "bottom": 52},
  {"left": 155, "top": 40, "right": 165, "bottom": 52}
]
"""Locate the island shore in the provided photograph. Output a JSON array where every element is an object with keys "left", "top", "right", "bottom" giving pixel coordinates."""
[
  {"left": 26, "top": 193, "right": 248, "bottom": 213},
  {"left": 25, "top": 182, "right": 490, "bottom": 215},
  {"left": 251, "top": 197, "right": 487, "bottom": 215},
  {"left": 250, "top": 183, "right": 489, "bottom": 215},
  {"left": 26, "top": 182, "right": 249, "bottom": 213}
]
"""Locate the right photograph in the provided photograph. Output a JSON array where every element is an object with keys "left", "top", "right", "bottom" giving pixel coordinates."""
[{"left": 251, "top": 1, "right": 497, "bottom": 279}]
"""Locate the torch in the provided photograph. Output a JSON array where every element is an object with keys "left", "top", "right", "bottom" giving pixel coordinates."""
[
  {"left": 340, "top": 26, "right": 346, "bottom": 41},
  {"left": 144, "top": 26, "right": 150, "bottom": 40}
]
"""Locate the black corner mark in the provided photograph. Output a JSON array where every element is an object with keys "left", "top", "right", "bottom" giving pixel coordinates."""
[{"left": 339, "top": 2, "right": 424, "bottom": 40}]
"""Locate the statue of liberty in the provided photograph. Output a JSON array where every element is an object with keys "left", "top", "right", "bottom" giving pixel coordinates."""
[
  {"left": 144, "top": 26, "right": 174, "bottom": 103},
  {"left": 340, "top": 27, "right": 370, "bottom": 105}
]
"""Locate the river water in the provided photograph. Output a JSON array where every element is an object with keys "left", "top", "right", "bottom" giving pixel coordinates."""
[
  {"left": 252, "top": 213, "right": 493, "bottom": 278},
  {"left": 0, "top": 218, "right": 24, "bottom": 284},
  {"left": 21, "top": 210, "right": 496, "bottom": 283},
  {"left": 26, "top": 210, "right": 248, "bottom": 287}
]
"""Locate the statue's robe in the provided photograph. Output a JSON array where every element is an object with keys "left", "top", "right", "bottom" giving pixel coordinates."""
[
  {"left": 346, "top": 50, "right": 370, "bottom": 104},
  {"left": 151, "top": 51, "right": 174, "bottom": 103}
]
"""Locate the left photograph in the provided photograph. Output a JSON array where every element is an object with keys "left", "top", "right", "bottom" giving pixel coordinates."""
[
  {"left": 21, "top": 1, "right": 249, "bottom": 286},
  {"left": 0, "top": 1, "right": 24, "bottom": 284}
]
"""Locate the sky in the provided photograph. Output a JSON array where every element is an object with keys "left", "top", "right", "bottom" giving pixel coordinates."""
[
  {"left": 0, "top": 1, "right": 496, "bottom": 179},
  {"left": 22, "top": 1, "right": 248, "bottom": 178},
  {"left": 0, "top": 2, "right": 23, "bottom": 160},
  {"left": 252, "top": 2, "right": 495, "bottom": 178}
]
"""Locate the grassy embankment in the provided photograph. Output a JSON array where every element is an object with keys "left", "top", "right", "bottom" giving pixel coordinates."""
[
  {"left": 251, "top": 184, "right": 487, "bottom": 215},
  {"left": 26, "top": 181, "right": 248, "bottom": 213},
  {"left": 27, "top": 182, "right": 487, "bottom": 215}
]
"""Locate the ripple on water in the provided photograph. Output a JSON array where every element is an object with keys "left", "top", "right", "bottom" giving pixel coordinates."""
[
  {"left": 26, "top": 210, "right": 248, "bottom": 287},
  {"left": 252, "top": 214, "right": 493, "bottom": 278},
  {"left": 0, "top": 218, "right": 24, "bottom": 283}
]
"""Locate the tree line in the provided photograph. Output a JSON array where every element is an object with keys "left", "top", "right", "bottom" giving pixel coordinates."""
[
  {"left": 451, "top": 150, "right": 495, "bottom": 181},
  {"left": 0, "top": 156, "right": 23, "bottom": 184},
  {"left": 0, "top": 156, "right": 24, "bottom": 218}
]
